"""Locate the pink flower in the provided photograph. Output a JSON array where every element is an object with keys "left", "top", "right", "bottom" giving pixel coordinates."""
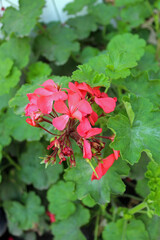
[
  {"left": 77, "top": 118, "right": 102, "bottom": 159},
  {"left": 34, "top": 79, "right": 68, "bottom": 114},
  {"left": 25, "top": 93, "right": 39, "bottom": 116},
  {"left": 91, "top": 152, "right": 120, "bottom": 181},
  {"left": 94, "top": 96, "right": 117, "bottom": 113},
  {"left": 52, "top": 93, "right": 92, "bottom": 130},
  {"left": 46, "top": 211, "right": 56, "bottom": 223}
]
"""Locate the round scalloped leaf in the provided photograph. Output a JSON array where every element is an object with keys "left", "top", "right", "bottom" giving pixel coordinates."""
[
  {"left": 0, "top": 37, "right": 31, "bottom": 69},
  {"left": 18, "top": 142, "right": 63, "bottom": 190},
  {"left": 47, "top": 181, "right": 77, "bottom": 220},
  {"left": 108, "top": 95, "right": 160, "bottom": 164},
  {"left": 3, "top": 191, "right": 45, "bottom": 231},
  {"left": 34, "top": 22, "right": 80, "bottom": 65},
  {"left": 1, "top": 0, "right": 45, "bottom": 37},
  {"left": 102, "top": 219, "right": 149, "bottom": 240},
  {"left": 51, "top": 205, "right": 90, "bottom": 240}
]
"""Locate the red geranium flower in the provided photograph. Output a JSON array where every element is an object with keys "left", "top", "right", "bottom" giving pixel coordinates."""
[{"left": 52, "top": 93, "right": 92, "bottom": 130}]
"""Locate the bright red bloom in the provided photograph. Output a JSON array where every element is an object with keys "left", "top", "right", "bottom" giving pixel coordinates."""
[
  {"left": 34, "top": 79, "right": 68, "bottom": 114},
  {"left": 77, "top": 118, "right": 102, "bottom": 159},
  {"left": 68, "top": 82, "right": 87, "bottom": 98},
  {"left": 94, "top": 96, "right": 117, "bottom": 113},
  {"left": 91, "top": 152, "right": 120, "bottom": 181},
  {"left": 46, "top": 211, "right": 56, "bottom": 223},
  {"left": 88, "top": 111, "right": 98, "bottom": 126},
  {"left": 25, "top": 93, "right": 39, "bottom": 116},
  {"left": 52, "top": 93, "right": 92, "bottom": 130}
]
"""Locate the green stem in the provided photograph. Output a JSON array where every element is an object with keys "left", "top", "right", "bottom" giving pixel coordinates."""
[
  {"left": 94, "top": 213, "right": 100, "bottom": 240},
  {"left": 51, "top": 0, "right": 62, "bottom": 23},
  {"left": 122, "top": 194, "right": 143, "bottom": 201},
  {"left": 5, "top": 0, "right": 18, "bottom": 8},
  {"left": 122, "top": 220, "right": 128, "bottom": 240},
  {"left": 87, "top": 159, "right": 99, "bottom": 178},
  {"left": 3, "top": 151, "right": 21, "bottom": 171},
  {"left": 128, "top": 202, "right": 147, "bottom": 215}
]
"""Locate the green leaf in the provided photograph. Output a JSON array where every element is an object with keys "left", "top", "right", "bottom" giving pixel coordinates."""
[
  {"left": 0, "top": 64, "right": 21, "bottom": 96},
  {"left": 3, "top": 191, "right": 45, "bottom": 231},
  {"left": 102, "top": 219, "right": 149, "bottom": 240},
  {"left": 18, "top": 142, "right": 63, "bottom": 190},
  {"left": 1, "top": 0, "right": 45, "bottom": 37},
  {"left": 122, "top": 72, "right": 160, "bottom": 107},
  {"left": 47, "top": 181, "right": 76, "bottom": 220},
  {"left": 133, "top": 45, "right": 159, "bottom": 74},
  {"left": 0, "top": 112, "right": 12, "bottom": 147},
  {"left": 67, "top": 15, "right": 97, "bottom": 40},
  {"left": 4, "top": 109, "right": 43, "bottom": 141},
  {"left": 106, "top": 33, "right": 146, "bottom": 79},
  {"left": 81, "top": 194, "right": 96, "bottom": 207},
  {"left": 35, "top": 22, "right": 80, "bottom": 65},
  {"left": 0, "top": 171, "right": 25, "bottom": 201},
  {"left": 78, "top": 46, "right": 100, "bottom": 63},
  {"left": 89, "top": 3, "right": 118, "bottom": 25},
  {"left": 0, "top": 37, "right": 31, "bottom": 69},
  {"left": 121, "top": 2, "right": 152, "bottom": 29},
  {"left": 129, "top": 152, "right": 150, "bottom": 180},
  {"left": 138, "top": 215, "right": 160, "bottom": 240},
  {"left": 27, "top": 61, "right": 52, "bottom": 82},
  {"left": 51, "top": 205, "right": 90, "bottom": 240},
  {"left": 72, "top": 64, "right": 110, "bottom": 88},
  {"left": 115, "top": 0, "right": 143, "bottom": 6},
  {"left": 63, "top": 0, "right": 96, "bottom": 15},
  {"left": 108, "top": 95, "right": 160, "bottom": 164},
  {"left": 136, "top": 178, "right": 150, "bottom": 198},
  {"left": 0, "top": 88, "right": 17, "bottom": 111},
  {"left": 123, "top": 99, "right": 135, "bottom": 126},
  {"left": 146, "top": 161, "right": 160, "bottom": 216},
  {"left": 9, "top": 76, "right": 71, "bottom": 115},
  {"left": 64, "top": 149, "right": 129, "bottom": 204}
]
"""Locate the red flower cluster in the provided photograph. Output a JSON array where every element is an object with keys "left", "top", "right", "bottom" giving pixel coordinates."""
[{"left": 25, "top": 79, "right": 119, "bottom": 180}]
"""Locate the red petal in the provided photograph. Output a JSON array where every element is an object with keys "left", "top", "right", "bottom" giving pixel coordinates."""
[
  {"left": 88, "top": 111, "right": 98, "bottom": 126},
  {"left": 102, "top": 154, "right": 115, "bottom": 170},
  {"left": 78, "top": 99, "right": 92, "bottom": 115},
  {"left": 91, "top": 154, "right": 116, "bottom": 181},
  {"left": 85, "top": 127, "right": 102, "bottom": 138},
  {"left": 77, "top": 118, "right": 91, "bottom": 137},
  {"left": 41, "top": 79, "right": 58, "bottom": 91},
  {"left": 68, "top": 93, "right": 80, "bottom": 113},
  {"left": 34, "top": 88, "right": 52, "bottom": 96},
  {"left": 113, "top": 150, "right": 120, "bottom": 160},
  {"left": 54, "top": 100, "right": 69, "bottom": 114},
  {"left": 83, "top": 139, "right": 92, "bottom": 159},
  {"left": 26, "top": 118, "right": 36, "bottom": 126},
  {"left": 72, "top": 110, "right": 82, "bottom": 121},
  {"left": 25, "top": 103, "right": 38, "bottom": 116},
  {"left": 52, "top": 115, "right": 69, "bottom": 130},
  {"left": 27, "top": 93, "right": 38, "bottom": 104},
  {"left": 37, "top": 96, "right": 54, "bottom": 114},
  {"left": 78, "top": 83, "right": 93, "bottom": 95},
  {"left": 95, "top": 97, "right": 116, "bottom": 113}
]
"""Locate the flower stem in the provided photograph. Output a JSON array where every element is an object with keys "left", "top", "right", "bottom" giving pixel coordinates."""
[
  {"left": 42, "top": 118, "right": 52, "bottom": 124},
  {"left": 94, "top": 213, "right": 100, "bottom": 240},
  {"left": 3, "top": 151, "right": 21, "bottom": 171},
  {"left": 128, "top": 202, "right": 147, "bottom": 215},
  {"left": 95, "top": 135, "right": 110, "bottom": 139},
  {"left": 87, "top": 159, "right": 99, "bottom": 178},
  {"left": 39, "top": 125, "right": 59, "bottom": 136},
  {"left": 51, "top": 0, "right": 62, "bottom": 23}
]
